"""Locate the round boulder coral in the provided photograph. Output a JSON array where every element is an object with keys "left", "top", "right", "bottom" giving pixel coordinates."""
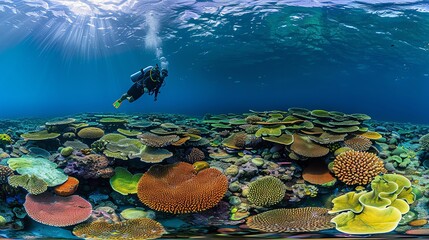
[
  {"left": 77, "top": 127, "right": 105, "bottom": 139},
  {"left": 248, "top": 176, "right": 286, "bottom": 207},
  {"left": 137, "top": 162, "right": 228, "bottom": 214},
  {"left": 333, "top": 150, "right": 386, "bottom": 185}
]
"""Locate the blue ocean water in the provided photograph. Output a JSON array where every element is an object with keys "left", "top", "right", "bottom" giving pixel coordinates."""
[{"left": 0, "top": 0, "right": 428, "bottom": 123}]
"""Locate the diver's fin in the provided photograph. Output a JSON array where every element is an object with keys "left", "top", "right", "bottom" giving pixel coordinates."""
[{"left": 113, "top": 100, "right": 122, "bottom": 109}]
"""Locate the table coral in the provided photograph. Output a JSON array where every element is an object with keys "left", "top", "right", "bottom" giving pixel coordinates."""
[{"left": 24, "top": 192, "right": 92, "bottom": 227}]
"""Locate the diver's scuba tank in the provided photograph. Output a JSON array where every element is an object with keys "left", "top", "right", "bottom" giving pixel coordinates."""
[{"left": 130, "top": 66, "right": 154, "bottom": 82}]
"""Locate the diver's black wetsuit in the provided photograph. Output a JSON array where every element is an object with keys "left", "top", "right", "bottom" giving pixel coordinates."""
[{"left": 127, "top": 67, "right": 165, "bottom": 101}]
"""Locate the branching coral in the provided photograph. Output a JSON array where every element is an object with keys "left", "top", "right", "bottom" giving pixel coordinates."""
[{"left": 333, "top": 150, "right": 386, "bottom": 185}]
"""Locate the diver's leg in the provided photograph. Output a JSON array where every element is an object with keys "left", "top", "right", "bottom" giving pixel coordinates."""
[
  {"left": 119, "top": 94, "right": 129, "bottom": 102},
  {"left": 127, "top": 96, "right": 135, "bottom": 102},
  {"left": 113, "top": 93, "right": 129, "bottom": 108}
]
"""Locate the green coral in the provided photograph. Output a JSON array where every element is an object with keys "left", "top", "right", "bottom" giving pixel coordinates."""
[
  {"left": 0, "top": 134, "right": 12, "bottom": 145},
  {"left": 110, "top": 167, "right": 143, "bottom": 195},
  {"left": 7, "top": 157, "right": 68, "bottom": 187},
  {"left": 8, "top": 174, "right": 48, "bottom": 195},
  {"left": 329, "top": 174, "right": 415, "bottom": 234},
  {"left": 331, "top": 206, "right": 401, "bottom": 235},
  {"left": 21, "top": 130, "right": 60, "bottom": 141},
  {"left": 255, "top": 125, "right": 285, "bottom": 138}
]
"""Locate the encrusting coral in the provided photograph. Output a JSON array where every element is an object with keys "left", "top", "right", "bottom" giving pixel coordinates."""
[
  {"left": 247, "top": 207, "right": 334, "bottom": 232},
  {"left": 137, "top": 133, "right": 179, "bottom": 147},
  {"left": 73, "top": 218, "right": 165, "bottom": 240},
  {"left": 344, "top": 135, "right": 372, "bottom": 151}
]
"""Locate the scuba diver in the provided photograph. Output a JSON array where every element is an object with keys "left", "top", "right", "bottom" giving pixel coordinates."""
[{"left": 113, "top": 64, "right": 168, "bottom": 108}]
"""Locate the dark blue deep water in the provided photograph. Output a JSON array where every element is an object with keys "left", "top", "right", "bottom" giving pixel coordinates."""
[{"left": 1, "top": 0, "right": 429, "bottom": 122}]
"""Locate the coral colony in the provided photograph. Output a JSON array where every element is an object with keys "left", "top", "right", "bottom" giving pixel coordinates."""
[{"left": 0, "top": 108, "right": 428, "bottom": 238}]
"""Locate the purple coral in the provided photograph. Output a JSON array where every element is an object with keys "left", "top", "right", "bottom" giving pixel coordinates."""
[
  {"left": 191, "top": 201, "right": 244, "bottom": 226},
  {"left": 64, "top": 154, "right": 114, "bottom": 179}
]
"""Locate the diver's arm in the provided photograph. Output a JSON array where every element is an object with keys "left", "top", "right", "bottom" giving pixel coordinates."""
[{"left": 154, "top": 88, "right": 159, "bottom": 101}]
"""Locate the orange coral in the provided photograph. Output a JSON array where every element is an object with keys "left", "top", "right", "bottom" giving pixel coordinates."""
[
  {"left": 137, "top": 162, "right": 228, "bottom": 214},
  {"left": 344, "top": 135, "right": 372, "bottom": 151},
  {"left": 302, "top": 161, "right": 336, "bottom": 186},
  {"left": 54, "top": 176, "right": 79, "bottom": 196},
  {"left": 246, "top": 207, "right": 334, "bottom": 232},
  {"left": 73, "top": 218, "right": 165, "bottom": 240},
  {"left": 333, "top": 150, "right": 386, "bottom": 185}
]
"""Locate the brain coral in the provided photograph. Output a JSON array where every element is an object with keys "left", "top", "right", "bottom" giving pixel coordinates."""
[
  {"left": 77, "top": 127, "right": 105, "bottom": 139},
  {"left": 246, "top": 207, "right": 334, "bottom": 232},
  {"left": 248, "top": 176, "right": 286, "bottom": 207},
  {"left": 137, "top": 162, "right": 228, "bottom": 214},
  {"left": 24, "top": 192, "right": 92, "bottom": 227},
  {"left": 344, "top": 135, "right": 372, "bottom": 151},
  {"left": 333, "top": 150, "right": 386, "bottom": 185},
  {"left": 138, "top": 133, "right": 179, "bottom": 147},
  {"left": 73, "top": 218, "right": 165, "bottom": 240}
]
